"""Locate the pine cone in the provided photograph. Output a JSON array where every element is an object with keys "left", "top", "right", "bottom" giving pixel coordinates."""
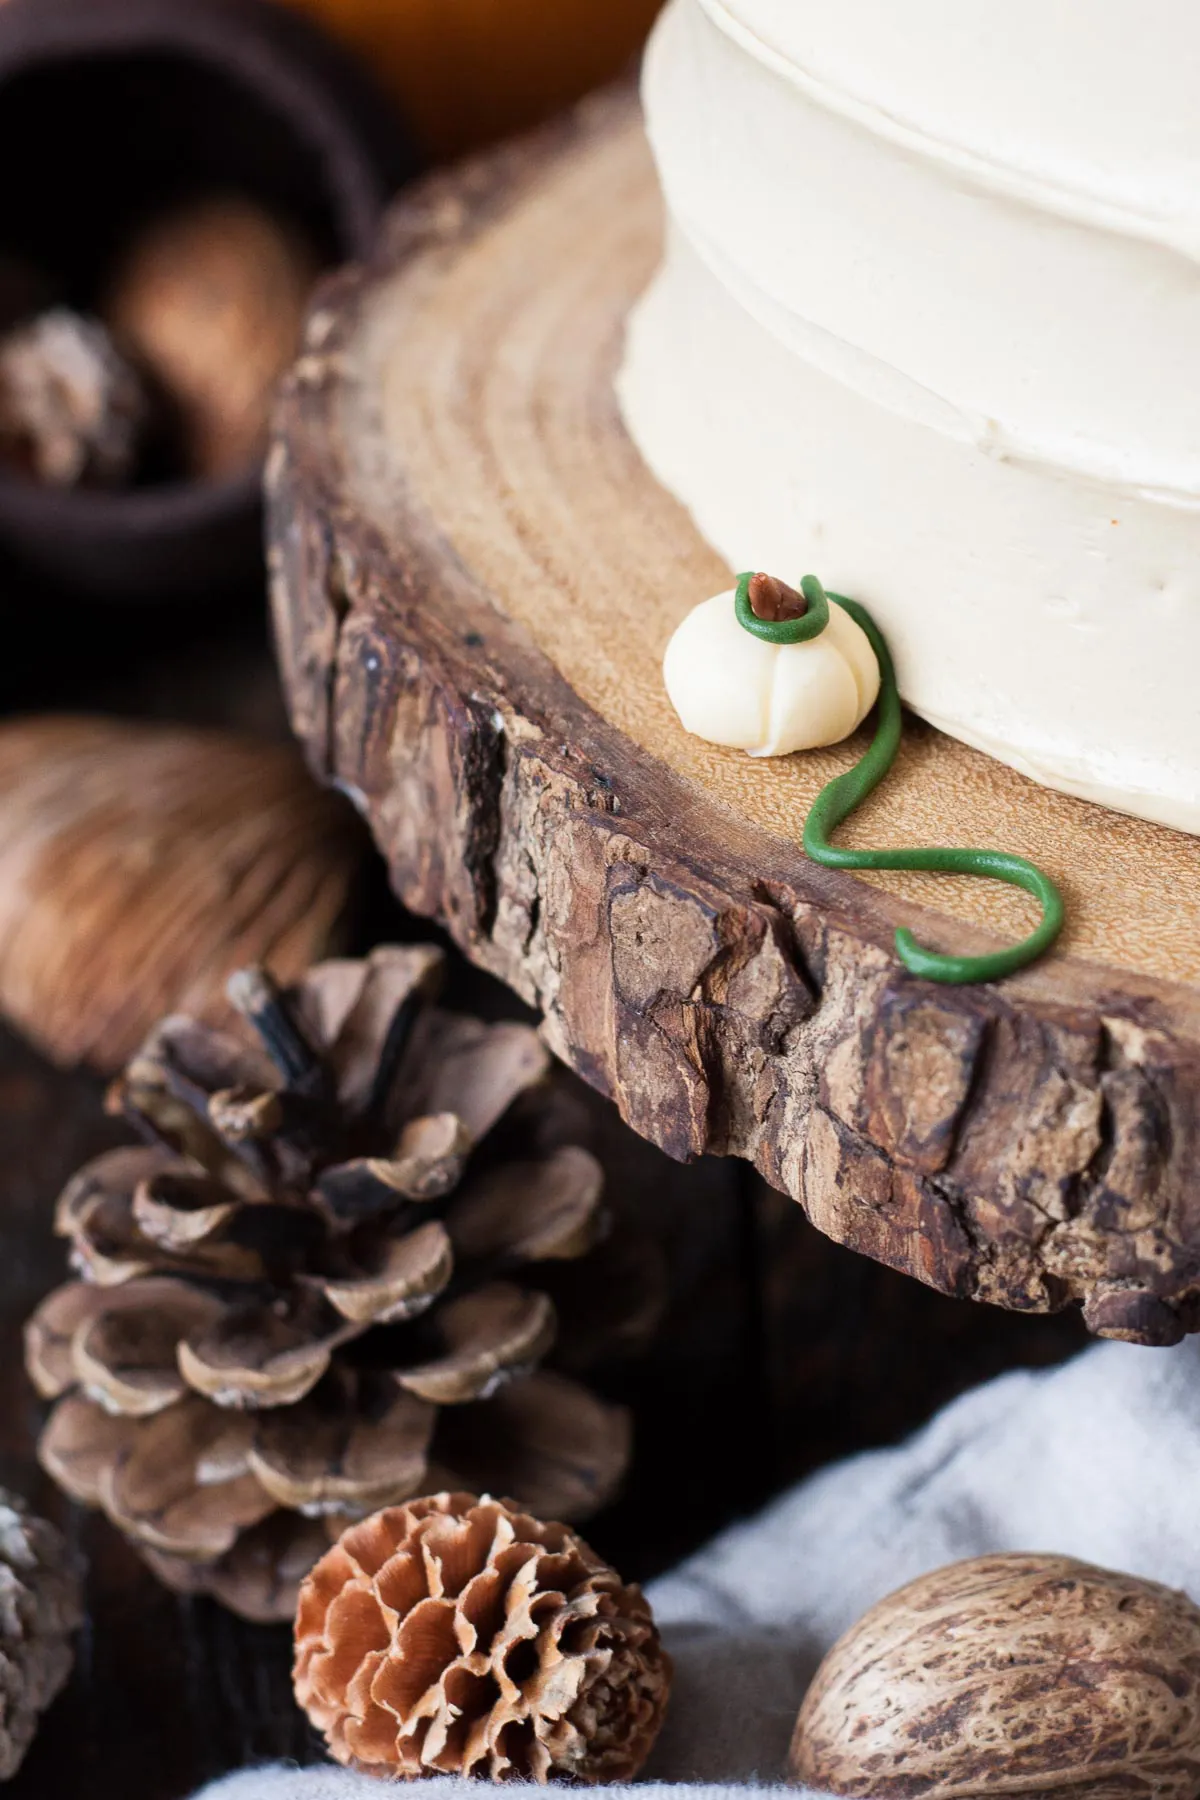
[
  {"left": 26, "top": 947, "right": 642, "bottom": 1623},
  {"left": 0, "top": 1487, "right": 84, "bottom": 1780},
  {"left": 294, "top": 1493, "right": 671, "bottom": 1783}
]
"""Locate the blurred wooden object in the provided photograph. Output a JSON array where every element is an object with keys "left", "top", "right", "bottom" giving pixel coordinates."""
[{"left": 0, "top": 717, "right": 359, "bottom": 1071}]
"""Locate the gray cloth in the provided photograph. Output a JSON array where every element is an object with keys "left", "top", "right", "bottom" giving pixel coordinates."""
[{"left": 193, "top": 1336, "right": 1200, "bottom": 1799}]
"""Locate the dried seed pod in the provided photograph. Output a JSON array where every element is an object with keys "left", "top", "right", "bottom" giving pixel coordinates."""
[
  {"left": 791, "top": 1552, "right": 1200, "bottom": 1800},
  {"left": 0, "top": 308, "right": 149, "bottom": 487},
  {"left": 293, "top": 1492, "right": 672, "bottom": 1783},
  {"left": 106, "top": 196, "right": 318, "bottom": 478}
]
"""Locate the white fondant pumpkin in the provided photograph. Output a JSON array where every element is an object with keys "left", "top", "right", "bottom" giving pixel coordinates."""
[{"left": 663, "top": 588, "right": 880, "bottom": 756}]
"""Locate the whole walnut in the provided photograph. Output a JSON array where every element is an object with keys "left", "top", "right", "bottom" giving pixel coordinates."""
[
  {"left": 791, "top": 1552, "right": 1200, "bottom": 1800},
  {"left": 106, "top": 196, "right": 318, "bottom": 479}
]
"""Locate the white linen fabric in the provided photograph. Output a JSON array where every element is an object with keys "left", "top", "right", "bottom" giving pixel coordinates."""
[{"left": 192, "top": 1335, "right": 1200, "bottom": 1799}]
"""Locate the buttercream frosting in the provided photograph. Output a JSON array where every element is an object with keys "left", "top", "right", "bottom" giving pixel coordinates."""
[
  {"left": 618, "top": 0, "right": 1200, "bottom": 833},
  {"left": 705, "top": 0, "right": 1200, "bottom": 239}
]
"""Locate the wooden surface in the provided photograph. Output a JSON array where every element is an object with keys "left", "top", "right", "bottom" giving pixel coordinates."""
[{"left": 268, "top": 87, "right": 1200, "bottom": 1346}]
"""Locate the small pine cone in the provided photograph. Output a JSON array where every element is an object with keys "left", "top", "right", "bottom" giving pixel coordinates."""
[
  {"left": 0, "top": 1488, "right": 84, "bottom": 1780},
  {"left": 294, "top": 1493, "right": 671, "bottom": 1784},
  {"left": 27, "top": 947, "right": 655, "bottom": 1622}
]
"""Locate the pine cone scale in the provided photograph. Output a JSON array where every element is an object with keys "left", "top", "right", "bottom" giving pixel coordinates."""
[
  {"left": 317, "top": 1216, "right": 453, "bottom": 1326},
  {"left": 387, "top": 1114, "right": 473, "bottom": 1201},
  {"left": 383, "top": 1594, "right": 463, "bottom": 1712},
  {"left": 348, "top": 1666, "right": 410, "bottom": 1767},
  {"left": 208, "top": 1086, "right": 284, "bottom": 1144},
  {"left": 26, "top": 1280, "right": 105, "bottom": 1399},
  {"left": 133, "top": 1170, "right": 242, "bottom": 1248},
  {"left": 316, "top": 952, "right": 439, "bottom": 1121},
  {"left": 429, "top": 1508, "right": 515, "bottom": 1610},
  {"left": 434, "top": 1370, "right": 631, "bottom": 1524},
  {"left": 445, "top": 1145, "right": 605, "bottom": 1266},
  {"left": 63, "top": 1146, "right": 269, "bottom": 1285},
  {"left": 98, "top": 1399, "right": 274, "bottom": 1560},
  {"left": 431, "top": 1665, "right": 497, "bottom": 1772},
  {"left": 413, "top": 1662, "right": 494, "bottom": 1775},
  {"left": 458, "top": 1556, "right": 529, "bottom": 1663},
  {"left": 162, "top": 1513, "right": 337, "bottom": 1624},
  {"left": 395, "top": 1283, "right": 558, "bottom": 1406},
  {"left": 247, "top": 1376, "right": 435, "bottom": 1515},
  {"left": 414, "top": 1018, "right": 552, "bottom": 1148},
  {"left": 39, "top": 1391, "right": 134, "bottom": 1505},
  {"left": 71, "top": 1276, "right": 224, "bottom": 1416},
  {"left": 314, "top": 1151, "right": 451, "bottom": 1224},
  {"left": 116, "top": 1020, "right": 276, "bottom": 1194},
  {"left": 176, "top": 1292, "right": 354, "bottom": 1410},
  {"left": 55, "top": 1146, "right": 176, "bottom": 1238}
]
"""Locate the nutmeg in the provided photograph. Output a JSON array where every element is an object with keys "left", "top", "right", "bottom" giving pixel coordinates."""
[
  {"left": 790, "top": 1552, "right": 1200, "bottom": 1800},
  {"left": 106, "top": 196, "right": 319, "bottom": 479}
]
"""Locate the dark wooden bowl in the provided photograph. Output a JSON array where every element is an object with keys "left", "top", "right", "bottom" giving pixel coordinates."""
[{"left": 0, "top": 0, "right": 415, "bottom": 602}]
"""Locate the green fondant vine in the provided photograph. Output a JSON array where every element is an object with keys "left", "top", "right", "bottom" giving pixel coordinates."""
[{"left": 734, "top": 571, "right": 1065, "bottom": 985}]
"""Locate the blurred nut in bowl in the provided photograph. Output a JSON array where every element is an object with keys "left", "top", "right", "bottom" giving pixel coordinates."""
[
  {"left": 791, "top": 1551, "right": 1200, "bottom": 1800},
  {"left": 0, "top": 309, "right": 150, "bottom": 487},
  {"left": 107, "top": 196, "right": 319, "bottom": 479},
  {"left": 0, "top": 0, "right": 411, "bottom": 597}
]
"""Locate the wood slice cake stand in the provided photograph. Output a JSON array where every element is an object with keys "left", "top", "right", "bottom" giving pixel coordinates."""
[{"left": 268, "top": 88, "right": 1200, "bottom": 1347}]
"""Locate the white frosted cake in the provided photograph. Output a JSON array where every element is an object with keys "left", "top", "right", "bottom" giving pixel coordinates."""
[{"left": 618, "top": 0, "right": 1200, "bottom": 834}]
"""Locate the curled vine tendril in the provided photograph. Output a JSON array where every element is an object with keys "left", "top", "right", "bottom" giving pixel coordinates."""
[{"left": 734, "top": 571, "right": 1065, "bottom": 984}]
